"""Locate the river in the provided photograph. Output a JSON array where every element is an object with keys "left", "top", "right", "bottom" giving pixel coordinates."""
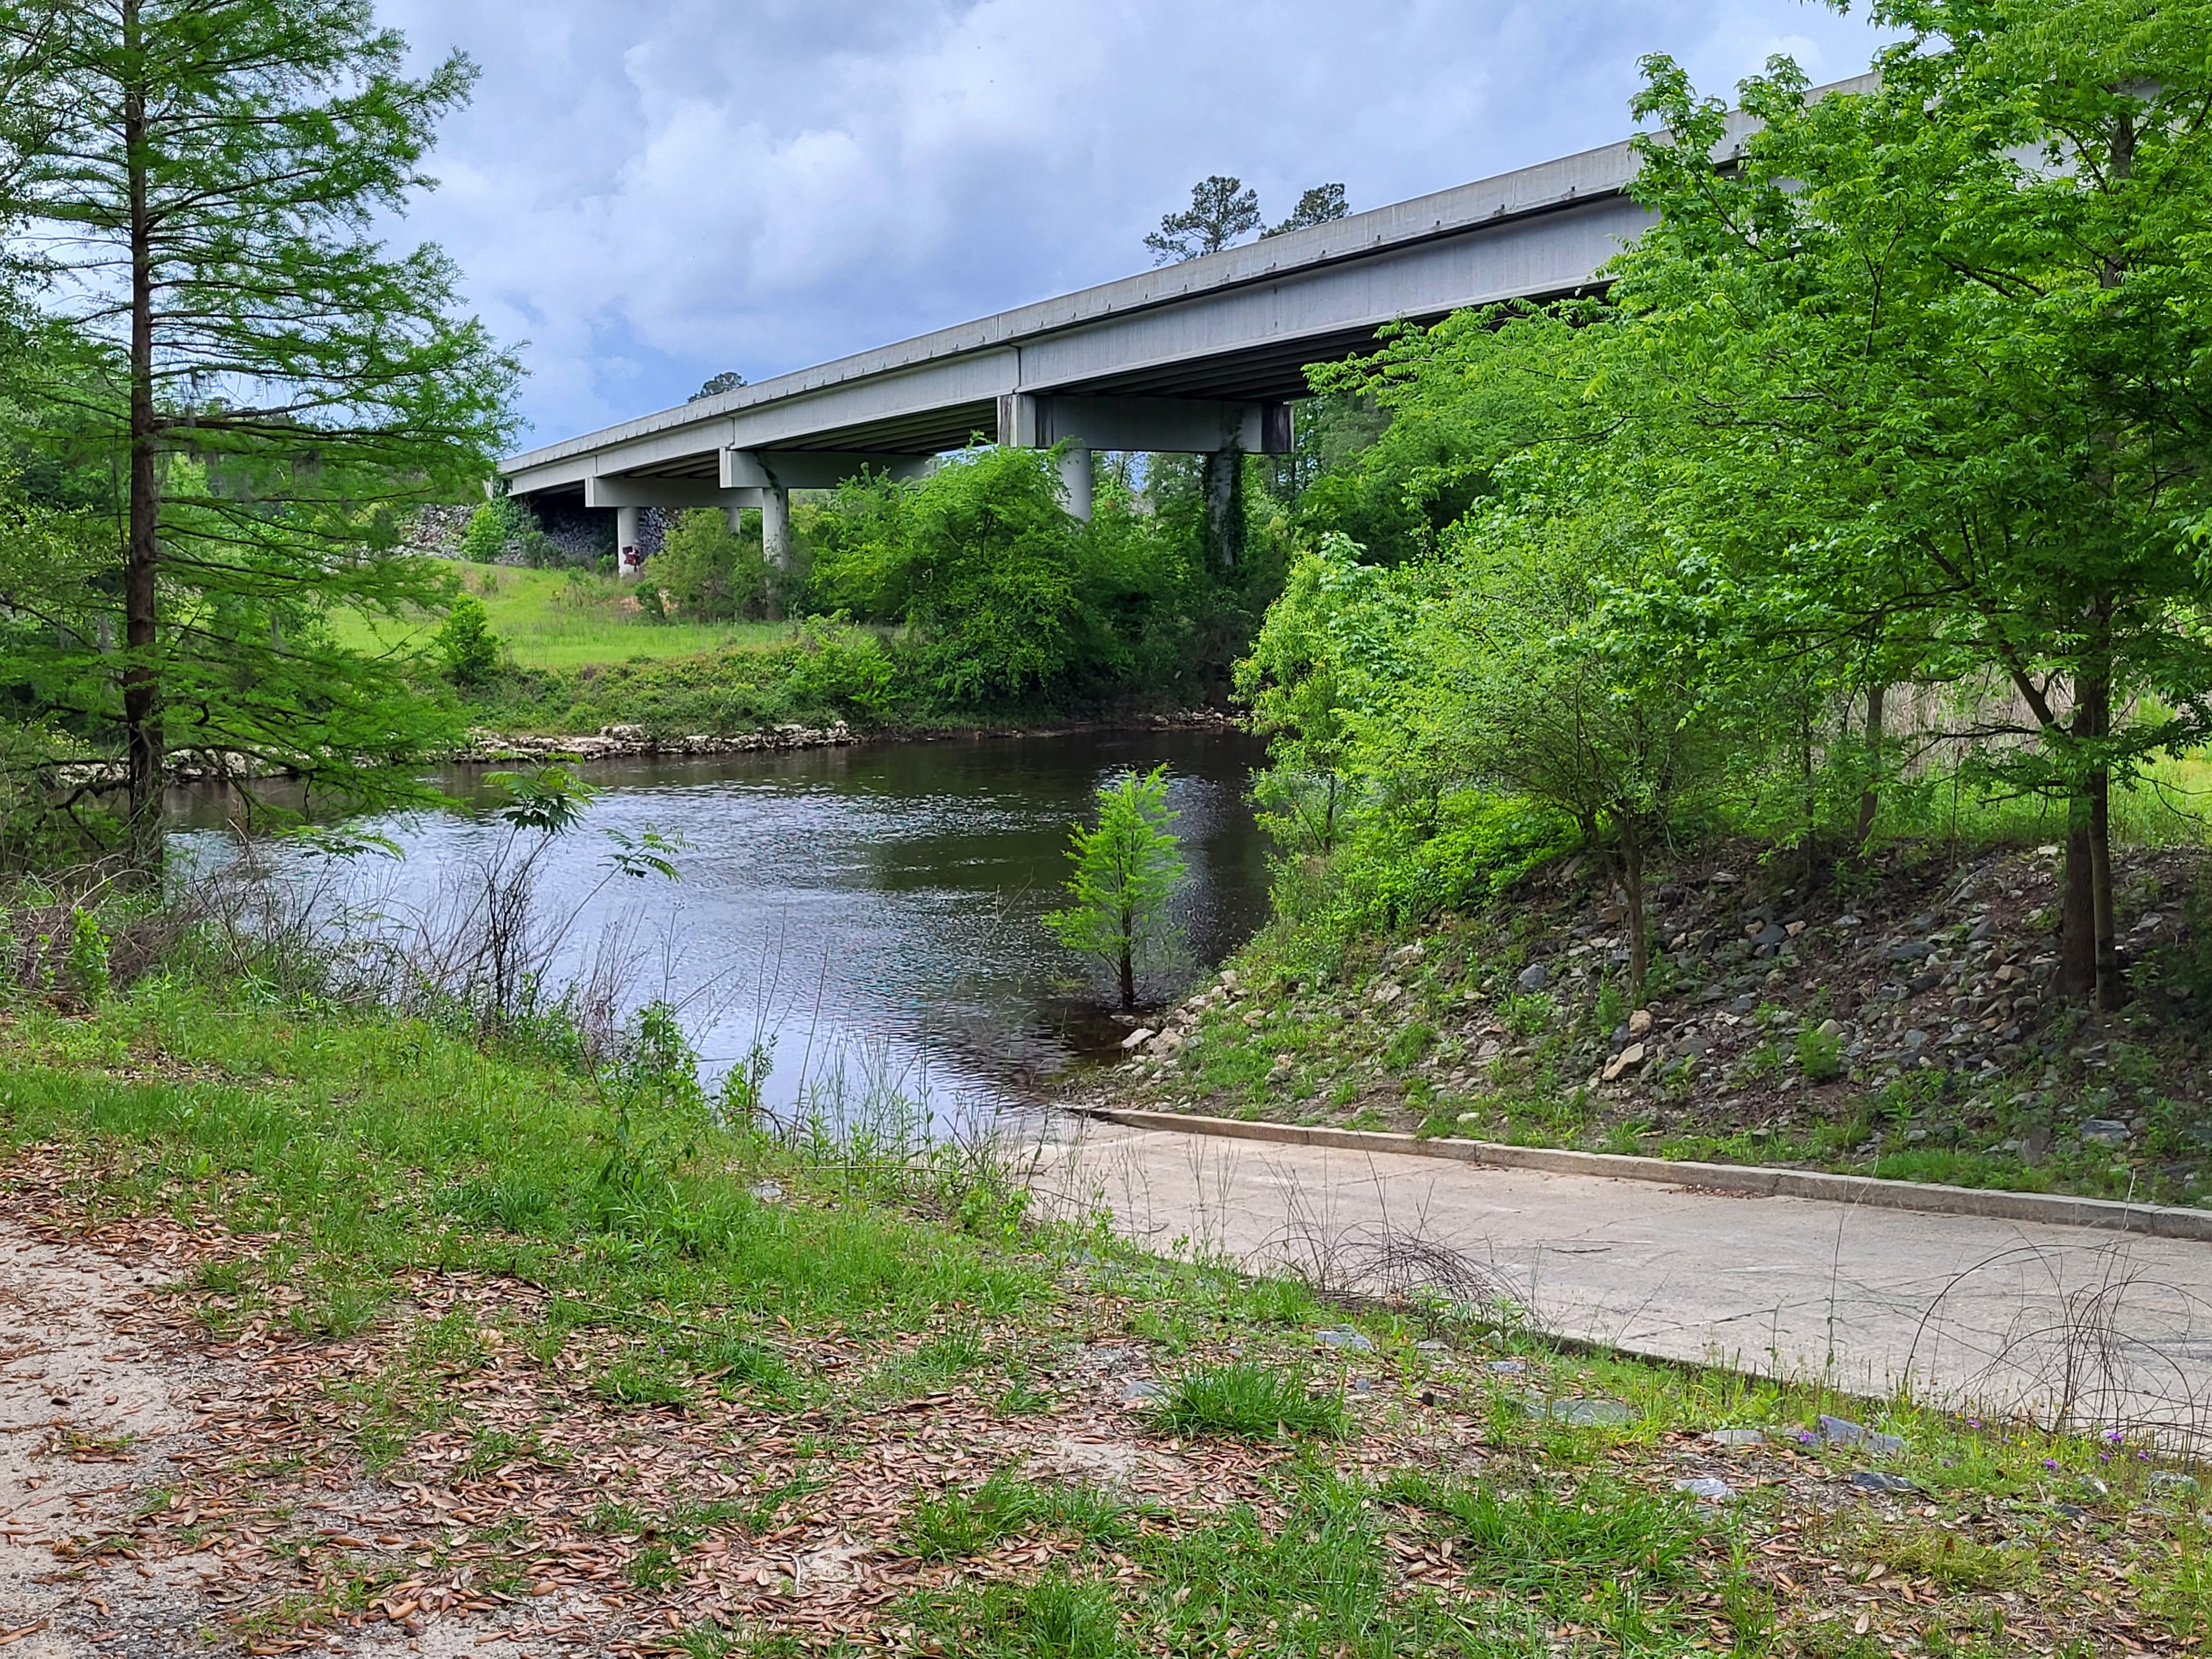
[{"left": 172, "top": 727, "right": 1271, "bottom": 1117}]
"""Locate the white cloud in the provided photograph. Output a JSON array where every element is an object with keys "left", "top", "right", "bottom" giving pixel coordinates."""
[{"left": 372, "top": 0, "right": 1890, "bottom": 444}]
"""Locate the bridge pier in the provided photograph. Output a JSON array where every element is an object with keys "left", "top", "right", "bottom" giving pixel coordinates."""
[
  {"left": 1057, "top": 445, "right": 1093, "bottom": 521},
  {"left": 761, "top": 486, "right": 792, "bottom": 568},
  {"left": 616, "top": 505, "right": 643, "bottom": 580},
  {"left": 1204, "top": 448, "right": 1244, "bottom": 572}
]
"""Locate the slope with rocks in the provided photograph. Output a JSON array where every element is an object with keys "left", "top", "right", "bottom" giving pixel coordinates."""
[{"left": 1097, "top": 840, "right": 2212, "bottom": 1207}]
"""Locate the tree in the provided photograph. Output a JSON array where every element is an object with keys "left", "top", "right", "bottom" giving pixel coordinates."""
[
  {"left": 435, "top": 593, "right": 500, "bottom": 686},
  {"left": 1262, "top": 182, "right": 1349, "bottom": 238},
  {"left": 1145, "top": 175, "right": 1261, "bottom": 264},
  {"left": 1044, "top": 765, "right": 1187, "bottom": 1009},
  {"left": 1615, "top": 1, "right": 2212, "bottom": 1008},
  {"left": 460, "top": 495, "right": 524, "bottom": 563},
  {"left": 1412, "top": 455, "right": 1721, "bottom": 1001},
  {"left": 691, "top": 371, "right": 745, "bottom": 401},
  {"left": 0, "top": 0, "right": 520, "bottom": 869},
  {"left": 1234, "top": 533, "right": 1413, "bottom": 853}
]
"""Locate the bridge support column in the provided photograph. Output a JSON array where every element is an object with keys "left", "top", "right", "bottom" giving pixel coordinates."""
[
  {"left": 1057, "top": 445, "right": 1093, "bottom": 521},
  {"left": 761, "top": 486, "right": 792, "bottom": 568},
  {"left": 616, "top": 505, "right": 643, "bottom": 579},
  {"left": 1203, "top": 448, "right": 1244, "bottom": 573}
]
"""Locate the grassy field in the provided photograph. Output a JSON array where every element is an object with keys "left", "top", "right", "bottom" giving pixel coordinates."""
[
  {"left": 2, "top": 972, "right": 2208, "bottom": 1655},
  {"left": 332, "top": 563, "right": 797, "bottom": 670}
]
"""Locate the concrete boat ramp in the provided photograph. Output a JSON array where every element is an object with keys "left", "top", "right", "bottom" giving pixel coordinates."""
[{"left": 1026, "top": 1113, "right": 2212, "bottom": 1446}]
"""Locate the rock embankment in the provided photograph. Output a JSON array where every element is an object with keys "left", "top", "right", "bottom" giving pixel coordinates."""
[
  {"left": 455, "top": 721, "right": 857, "bottom": 763},
  {"left": 1100, "top": 841, "right": 2212, "bottom": 1206}
]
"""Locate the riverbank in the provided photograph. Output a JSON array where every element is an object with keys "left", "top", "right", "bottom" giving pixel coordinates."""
[
  {"left": 2, "top": 975, "right": 2207, "bottom": 1656},
  {"left": 1095, "top": 837, "right": 2212, "bottom": 1211},
  {"left": 452, "top": 708, "right": 1241, "bottom": 765}
]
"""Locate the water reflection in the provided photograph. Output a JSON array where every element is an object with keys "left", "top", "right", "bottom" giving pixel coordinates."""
[{"left": 170, "top": 728, "right": 1271, "bottom": 1114}]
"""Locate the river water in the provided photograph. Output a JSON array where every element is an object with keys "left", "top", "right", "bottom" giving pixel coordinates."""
[{"left": 173, "top": 728, "right": 1271, "bottom": 1115}]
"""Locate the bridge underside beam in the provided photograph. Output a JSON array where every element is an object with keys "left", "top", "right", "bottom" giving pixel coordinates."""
[
  {"left": 584, "top": 476, "right": 762, "bottom": 510},
  {"left": 997, "top": 393, "right": 1292, "bottom": 456},
  {"left": 719, "top": 451, "right": 935, "bottom": 490}
]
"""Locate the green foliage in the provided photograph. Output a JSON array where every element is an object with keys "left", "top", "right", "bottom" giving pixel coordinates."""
[
  {"left": 802, "top": 446, "right": 1205, "bottom": 711},
  {"left": 915, "top": 1571, "right": 1131, "bottom": 1659},
  {"left": 652, "top": 508, "right": 772, "bottom": 623},
  {"left": 0, "top": 1, "right": 520, "bottom": 861},
  {"left": 1796, "top": 1023, "right": 1844, "bottom": 1083},
  {"left": 1383, "top": 1021, "right": 1434, "bottom": 1070},
  {"left": 461, "top": 622, "right": 899, "bottom": 735},
  {"left": 436, "top": 594, "right": 503, "bottom": 686},
  {"left": 461, "top": 497, "right": 526, "bottom": 564},
  {"left": 64, "top": 908, "right": 108, "bottom": 1008},
  {"left": 1042, "top": 766, "right": 1188, "bottom": 1009},
  {"left": 1149, "top": 1360, "right": 1348, "bottom": 1440}
]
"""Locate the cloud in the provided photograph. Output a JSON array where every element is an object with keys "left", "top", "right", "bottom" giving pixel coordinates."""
[{"left": 372, "top": 0, "right": 1889, "bottom": 445}]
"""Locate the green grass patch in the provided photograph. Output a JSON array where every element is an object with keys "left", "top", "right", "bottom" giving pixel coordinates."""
[
  {"left": 1149, "top": 1360, "right": 1348, "bottom": 1441},
  {"left": 900, "top": 1469, "right": 1133, "bottom": 1560}
]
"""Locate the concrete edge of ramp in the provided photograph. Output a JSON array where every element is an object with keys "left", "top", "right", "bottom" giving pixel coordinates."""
[{"left": 1086, "top": 1107, "right": 2212, "bottom": 1243}]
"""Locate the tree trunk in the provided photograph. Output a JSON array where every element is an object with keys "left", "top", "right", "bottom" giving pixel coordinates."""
[
  {"left": 2090, "top": 765, "right": 2121, "bottom": 1009},
  {"left": 2059, "top": 805, "right": 2096, "bottom": 999},
  {"left": 1855, "top": 682, "right": 1886, "bottom": 846},
  {"left": 122, "top": 0, "right": 164, "bottom": 875},
  {"left": 1620, "top": 819, "right": 1647, "bottom": 1004},
  {"left": 1118, "top": 941, "right": 1135, "bottom": 1011}
]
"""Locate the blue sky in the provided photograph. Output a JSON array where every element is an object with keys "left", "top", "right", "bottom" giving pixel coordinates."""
[{"left": 373, "top": 0, "right": 1891, "bottom": 448}]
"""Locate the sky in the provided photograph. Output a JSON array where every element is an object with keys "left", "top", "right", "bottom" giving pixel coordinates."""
[{"left": 371, "top": 0, "right": 1891, "bottom": 449}]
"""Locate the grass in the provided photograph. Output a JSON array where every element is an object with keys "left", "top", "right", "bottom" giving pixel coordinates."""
[
  {"left": 900, "top": 1469, "right": 1133, "bottom": 1559},
  {"left": 328, "top": 562, "right": 798, "bottom": 671},
  {"left": 1148, "top": 1359, "right": 1349, "bottom": 1440},
  {"left": 4, "top": 966, "right": 2211, "bottom": 1653}
]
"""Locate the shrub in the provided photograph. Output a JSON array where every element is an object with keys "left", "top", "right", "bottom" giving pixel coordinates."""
[
  {"left": 777, "top": 621, "right": 898, "bottom": 720},
  {"left": 460, "top": 496, "right": 525, "bottom": 563},
  {"left": 654, "top": 507, "right": 771, "bottom": 622},
  {"left": 436, "top": 594, "right": 503, "bottom": 685}
]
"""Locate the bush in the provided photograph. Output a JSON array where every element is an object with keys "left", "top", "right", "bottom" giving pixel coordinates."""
[
  {"left": 436, "top": 594, "right": 503, "bottom": 686},
  {"left": 804, "top": 446, "right": 1205, "bottom": 710},
  {"left": 653, "top": 507, "right": 771, "bottom": 622},
  {"left": 777, "top": 620, "right": 898, "bottom": 720}
]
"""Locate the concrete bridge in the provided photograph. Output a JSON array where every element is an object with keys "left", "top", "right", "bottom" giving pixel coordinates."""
[{"left": 499, "top": 87, "right": 1840, "bottom": 568}]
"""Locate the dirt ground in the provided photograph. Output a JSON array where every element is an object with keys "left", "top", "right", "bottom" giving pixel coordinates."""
[{"left": 0, "top": 1212, "right": 585, "bottom": 1658}]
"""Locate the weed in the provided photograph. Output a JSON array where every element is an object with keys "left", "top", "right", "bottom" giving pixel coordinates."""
[
  {"left": 1858, "top": 1524, "right": 2034, "bottom": 1592},
  {"left": 627, "top": 1541, "right": 683, "bottom": 1588},
  {"left": 675, "top": 1331, "right": 797, "bottom": 1401},
  {"left": 592, "top": 1354, "right": 692, "bottom": 1408},
  {"left": 1797, "top": 1021, "right": 1845, "bottom": 1082},
  {"left": 1500, "top": 992, "right": 1556, "bottom": 1036},
  {"left": 1384, "top": 1021, "right": 1435, "bottom": 1069},
  {"left": 1150, "top": 1361, "right": 1348, "bottom": 1440}
]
